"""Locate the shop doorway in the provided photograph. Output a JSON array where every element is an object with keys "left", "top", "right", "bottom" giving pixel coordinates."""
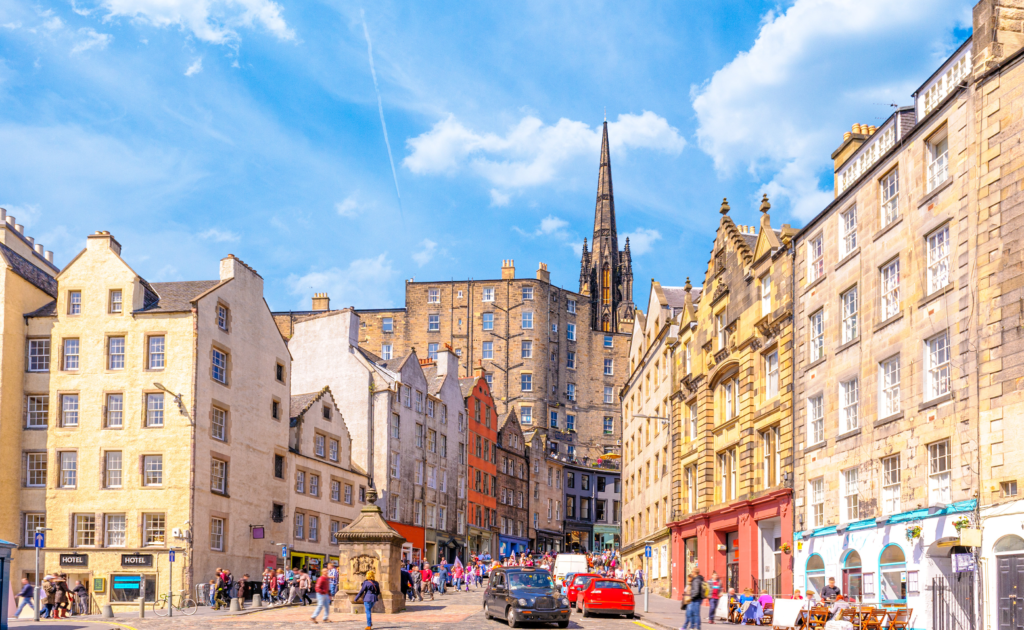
[
  {"left": 726, "top": 532, "right": 739, "bottom": 591},
  {"left": 995, "top": 535, "right": 1024, "bottom": 630},
  {"left": 842, "top": 550, "right": 862, "bottom": 602}
]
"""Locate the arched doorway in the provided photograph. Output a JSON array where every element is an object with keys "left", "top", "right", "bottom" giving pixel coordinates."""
[
  {"left": 995, "top": 535, "right": 1024, "bottom": 630},
  {"left": 842, "top": 550, "right": 862, "bottom": 602},
  {"left": 806, "top": 554, "right": 825, "bottom": 597},
  {"left": 879, "top": 544, "right": 907, "bottom": 604}
]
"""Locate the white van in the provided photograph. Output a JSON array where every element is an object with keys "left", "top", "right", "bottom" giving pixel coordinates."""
[{"left": 552, "top": 553, "right": 589, "bottom": 586}]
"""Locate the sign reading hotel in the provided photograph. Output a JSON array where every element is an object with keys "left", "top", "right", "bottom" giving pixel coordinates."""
[
  {"left": 121, "top": 554, "right": 154, "bottom": 567},
  {"left": 60, "top": 554, "right": 88, "bottom": 567}
]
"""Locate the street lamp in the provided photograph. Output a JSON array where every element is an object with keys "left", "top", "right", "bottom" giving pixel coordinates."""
[
  {"left": 167, "top": 547, "right": 184, "bottom": 617},
  {"left": 632, "top": 414, "right": 671, "bottom": 427},
  {"left": 153, "top": 382, "right": 192, "bottom": 424},
  {"left": 33, "top": 526, "right": 52, "bottom": 622}
]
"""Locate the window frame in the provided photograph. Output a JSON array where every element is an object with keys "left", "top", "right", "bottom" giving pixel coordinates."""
[
  {"left": 880, "top": 167, "right": 900, "bottom": 227},
  {"left": 927, "top": 225, "right": 950, "bottom": 295}
]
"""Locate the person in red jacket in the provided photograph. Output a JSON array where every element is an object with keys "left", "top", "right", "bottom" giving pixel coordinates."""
[{"left": 311, "top": 568, "right": 331, "bottom": 624}]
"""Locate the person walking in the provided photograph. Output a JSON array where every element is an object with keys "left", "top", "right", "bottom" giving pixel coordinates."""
[
  {"left": 707, "top": 572, "right": 722, "bottom": 624},
  {"left": 72, "top": 580, "right": 89, "bottom": 615},
  {"left": 262, "top": 568, "right": 274, "bottom": 603},
  {"left": 328, "top": 562, "right": 339, "bottom": 598},
  {"left": 400, "top": 566, "right": 412, "bottom": 601},
  {"left": 355, "top": 570, "right": 381, "bottom": 630},
  {"left": 13, "top": 578, "right": 34, "bottom": 618},
  {"left": 684, "top": 568, "right": 705, "bottom": 630},
  {"left": 411, "top": 564, "right": 423, "bottom": 601},
  {"left": 310, "top": 568, "right": 331, "bottom": 624},
  {"left": 53, "top": 575, "right": 70, "bottom": 619},
  {"left": 300, "top": 570, "right": 314, "bottom": 605},
  {"left": 42, "top": 578, "right": 56, "bottom": 619}
]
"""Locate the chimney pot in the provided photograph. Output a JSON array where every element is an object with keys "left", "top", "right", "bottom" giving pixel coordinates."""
[
  {"left": 0, "top": 208, "right": 5, "bottom": 221},
  {"left": 844, "top": 131, "right": 852, "bottom": 141},
  {"left": 45, "top": 251, "right": 53, "bottom": 263},
  {"left": 312, "top": 293, "right": 330, "bottom": 312},
  {"left": 26, "top": 236, "right": 33, "bottom": 245},
  {"left": 34, "top": 244, "right": 44, "bottom": 254},
  {"left": 15, "top": 224, "right": 24, "bottom": 234}
]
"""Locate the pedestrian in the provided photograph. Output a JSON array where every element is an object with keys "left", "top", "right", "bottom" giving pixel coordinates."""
[
  {"left": 328, "top": 562, "right": 339, "bottom": 597},
  {"left": 684, "top": 568, "right": 705, "bottom": 630},
  {"left": 300, "top": 570, "right": 314, "bottom": 605},
  {"left": 355, "top": 570, "right": 381, "bottom": 630},
  {"left": 310, "top": 568, "right": 331, "bottom": 624},
  {"left": 635, "top": 567, "right": 645, "bottom": 593},
  {"left": 421, "top": 564, "right": 434, "bottom": 599},
  {"left": 707, "top": 571, "right": 721, "bottom": 624},
  {"left": 42, "top": 577, "right": 56, "bottom": 619},
  {"left": 14, "top": 578, "right": 34, "bottom": 618},
  {"left": 262, "top": 568, "right": 274, "bottom": 603},
  {"left": 72, "top": 580, "right": 88, "bottom": 615},
  {"left": 276, "top": 569, "right": 288, "bottom": 604},
  {"left": 53, "top": 575, "right": 70, "bottom": 619},
  {"left": 400, "top": 566, "right": 412, "bottom": 601},
  {"left": 411, "top": 564, "right": 423, "bottom": 601}
]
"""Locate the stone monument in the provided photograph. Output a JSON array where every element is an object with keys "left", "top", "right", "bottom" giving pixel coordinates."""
[{"left": 332, "top": 486, "right": 407, "bottom": 614}]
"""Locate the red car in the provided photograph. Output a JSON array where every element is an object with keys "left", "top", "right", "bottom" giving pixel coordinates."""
[
  {"left": 567, "top": 573, "right": 602, "bottom": 610},
  {"left": 580, "top": 578, "right": 635, "bottom": 619}
]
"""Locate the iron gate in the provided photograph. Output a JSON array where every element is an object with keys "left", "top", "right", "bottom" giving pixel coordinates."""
[{"left": 933, "top": 573, "right": 975, "bottom": 630}]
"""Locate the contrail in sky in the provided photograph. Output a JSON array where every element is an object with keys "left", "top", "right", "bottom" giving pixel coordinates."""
[{"left": 361, "top": 10, "right": 403, "bottom": 218}]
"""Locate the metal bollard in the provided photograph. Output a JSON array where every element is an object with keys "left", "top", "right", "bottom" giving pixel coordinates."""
[
  {"left": 254, "top": 593, "right": 263, "bottom": 608},
  {"left": 230, "top": 597, "right": 240, "bottom": 612},
  {"left": 138, "top": 596, "right": 145, "bottom": 618},
  {"left": 101, "top": 604, "right": 114, "bottom": 618}
]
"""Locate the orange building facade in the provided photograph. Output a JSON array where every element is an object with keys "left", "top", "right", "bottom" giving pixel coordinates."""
[{"left": 462, "top": 372, "right": 500, "bottom": 558}]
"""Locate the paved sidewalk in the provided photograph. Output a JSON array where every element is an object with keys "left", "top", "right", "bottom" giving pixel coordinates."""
[{"left": 632, "top": 590, "right": 716, "bottom": 630}]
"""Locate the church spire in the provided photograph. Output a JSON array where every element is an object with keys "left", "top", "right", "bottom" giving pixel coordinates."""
[{"left": 593, "top": 121, "right": 617, "bottom": 247}]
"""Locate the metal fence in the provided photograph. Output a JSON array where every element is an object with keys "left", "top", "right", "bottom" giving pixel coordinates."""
[
  {"left": 932, "top": 573, "right": 975, "bottom": 630},
  {"left": 758, "top": 578, "right": 780, "bottom": 596}
]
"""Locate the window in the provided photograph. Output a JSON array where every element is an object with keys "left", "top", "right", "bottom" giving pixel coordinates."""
[
  {"left": 568, "top": 299, "right": 576, "bottom": 313},
  {"left": 482, "top": 313, "right": 494, "bottom": 331},
  {"left": 59, "top": 451, "right": 78, "bottom": 487},
  {"left": 62, "top": 339, "right": 79, "bottom": 370},
  {"left": 482, "top": 287, "right": 495, "bottom": 302},
  {"left": 329, "top": 439, "right": 339, "bottom": 462},
  {"left": 296, "top": 471, "right": 306, "bottom": 493},
  {"left": 880, "top": 168, "right": 900, "bottom": 226},
  {"left": 566, "top": 351, "right": 576, "bottom": 369},
  {"left": 144, "top": 514, "right": 165, "bottom": 545},
  {"left": 68, "top": 291, "right": 82, "bottom": 315},
  {"left": 566, "top": 382, "right": 577, "bottom": 401},
  {"left": 428, "top": 314, "right": 440, "bottom": 332},
  {"left": 604, "top": 335, "right": 613, "bottom": 349},
  {"left": 481, "top": 341, "right": 494, "bottom": 360},
  {"left": 75, "top": 514, "right": 96, "bottom": 547},
  {"left": 403, "top": 387, "right": 411, "bottom": 407},
  {"left": 441, "top": 435, "right": 447, "bottom": 458},
  {"left": 882, "top": 455, "right": 901, "bottom": 515},
  {"left": 331, "top": 480, "right": 341, "bottom": 501},
  {"left": 759, "top": 274, "right": 772, "bottom": 317},
  {"left": 427, "top": 465, "right": 436, "bottom": 488},
  {"left": 842, "top": 468, "right": 859, "bottom": 522},
  {"left": 388, "top": 495, "right": 399, "bottom": 520},
  {"left": 143, "top": 455, "right": 163, "bottom": 486},
  {"left": 685, "top": 343, "right": 692, "bottom": 374},
  {"left": 295, "top": 513, "right": 305, "bottom": 539},
  {"left": 345, "top": 484, "right": 353, "bottom": 504},
  {"left": 567, "top": 323, "right": 576, "bottom": 341},
  {"left": 761, "top": 427, "right": 780, "bottom": 488},
  {"left": 521, "top": 373, "right": 532, "bottom": 392},
  {"left": 521, "top": 406, "right": 532, "bottom": 424},
  {"left": 61, "top": 394, "right": 79, "bottom": 427},
  {"left": 105, "top": 337, "right": 126, "bottom": 372},
  {"left": 216, "top": 304, "right": 229, "bottom": 330},
  {"left": 211, "top": 407, "right": 227, "bottom": 441},
  {"left": 880, "top": 356, "right": 901, "bottom": 417},
  {"left": 210, "top": 517, "right": 225, "bottom": 551},
  {"left": 428, "top": 429, "right": 437, "bottom": 453},
  {"left": 105, "top": 451, "right": 122, "bottom": 488},
  {"left": 927, "top": 331, "right": 951, "bottom": 400},
  {"left": 427, "top": 399, "right": 435, "bottom": 418},
  {"left": 212, "top": 348, "right": 228, "bottom": 383},
  {"left": 880, "top": 258, "right": 901, "bottom": 319},
  {"left": 604, "top": 386, "right": 614, "bottom": 404},
  {"left": 521, "top": 286, "right": 534, "bottom": 300},
  {"left": 105, "top": 514, "right": 126, "bottom": 547},
  {"left": 485, "top": 374, "right": 492, "bottom": 388},
  {"left": 929, "top": 440, "right": 952, "bottom": 504},
  {"left": 272, "top": 400, "right": 280, "bottom": 420},
  {"left": 146, "top": 393, "right": 164, "bottom": 427},
  {"left": 428, "top": 288, "right": 440, "bottom": 303},
  {"left": 927, "top": 226, "right": 950, "bottom": 293},
  {"left": 566, "top": 414, "right": 575, "bottom": 431},
  {"left": 427, "top": 343, "right": 438, "bottom": 360},
  {"left": 604, "top": 358, "right": 613, "bottom": 376},
  {"left": 1002, "top": 481, "right": 1018, "bottom": 498},
  {"left": 603, "top": 417, "right": 614, "bottom": 434},
  {"left": 309, "top": 515, "right": 319, "bottom": 542},
  {"left": 928, "top": 130, "right": 949, "bottom": 191},
  {"left": 521, "top": 340, "right": 532, "bottom": 358},
  {"left": 28, "top": 339, "right": 50, "bottom": 372},
  {"left": 381, "top": 344, "right": 393, "bottom": 360},
  {"left": 689, "top": 403, "right": 698, "bottom": 440},
  {"left": 382, "top": 317, "right": 393, "bottom": 333},
  {"left": 810, "top": 478, "right": 825, "bottom": 527},
  {"left": 809, "top": 310, "right": 824, "bottom": 362},
  {"left": 836, "top": 288, "right": 858, "bottom": 345},
  {"left": 414, "top": 502, "right": 423, "bottom": 526},
  {"left": 274, "top": 454, "right": 284, "bottom": 479},
  {"left": 808, "top": 235, "right": 824, "bottom": 282},
  {"left": 148, "top": 336, "right": 165, "bottom": 369},
  {"left": 415, "top": 391, "right": 423, "bottom": 412},
  {"left": 24, "top": 514, "right": 46, "bottom": 546},
  {"left": 211, "top": 459, "right": 227, "bottom": 494},
  {"left": 26, "top": 395, "right": 48, "bottom": 428},
  {"left": 522, "top": 312, "right": 533, "bottom": 329},
  {"left": 721, "top": 379, "right": 738, "bottom": 421},
  {"left": 26, "top": 452, "right": 47, "bottom": 487},
  {"left": 808, "top": 395, "right": 824, "bottom": 444},
  {"left": 390, "top": 451, "right": 400, "bottom": 478},
  {"left": 106, "top": 289, "right": 123, "bottom": 314},
  {"left": 765, "top": 351, "right": 779, "bottom": 399},
  {"left": 840, "top": 379, "right": 859, "bottom": 433}
]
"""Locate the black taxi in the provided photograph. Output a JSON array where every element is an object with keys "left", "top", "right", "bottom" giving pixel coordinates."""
[{"left": 483, "top": 566, "right": 571, "bottom": 628}]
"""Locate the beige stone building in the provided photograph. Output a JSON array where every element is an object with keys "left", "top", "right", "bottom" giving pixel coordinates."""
[{"left": 525, "top": 429, "right": 565, "bottom": 553}]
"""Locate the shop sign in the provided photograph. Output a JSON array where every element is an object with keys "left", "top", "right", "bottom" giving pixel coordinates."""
[
  {"left": 953, "top": 553, "right": 976, "bottom": 573},
  {"left": 121, "top": 554, "right": 154, "bottom": 567},
  {"left": 60, "top": 553, "right": 88, "bottom": 567}
]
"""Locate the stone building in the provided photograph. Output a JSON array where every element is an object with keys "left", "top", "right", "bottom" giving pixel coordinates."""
[
  {"left": 278, "top": 306, "right": 469, "bottom": 566},
  {"left": 0, "top": 208, "right": 60, "bottom": 587},
  {"left": 287, "top": 387, "right": 368, "bottom": 571},
  {"left": 496, "top": 409, "right": 529, "bottom": 557},
  {"left": 460, "top": 369, "right": 499, "bottom": 558},
  {"left": 789, "top": 30, "right": 980, "bottom": 624},
  {"left": 525, "top": 429, "right": 564, "bottom": 553},
  {"left": 666, "top": 198, "right": 797, "bottom": 598},
  {"left": 621, "top": 281, "right": 691, "bottom": 597},
  {"left": 561, "top": 459, "right": 621, "bottom": 553}
]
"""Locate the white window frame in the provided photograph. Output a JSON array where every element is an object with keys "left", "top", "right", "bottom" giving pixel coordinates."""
[
  {"left": 880, "top": 356, "right": 901, "bottom": 417},
  {"left": 882, "top": 455, "right": 901, "bottom": 515},
  {"left": 211, "top": 517, "right": 225, "bottom": 551},
  {"left": 211, "top": 459, "right": 227, "bottom": 494},
  {"left": 808, "top": 235, "right": 824, "bottom": 282},
  {"left": 881, "top": 258, "right": 901, "bottom": 320},
  {"left": 482, "top": 312, "right": 494, "bottom": 331},
  {"left": 842, "top": 468, "right": 859, "bottom": 522},
  {"left": 108, "top": 336, "right": 125, "bottom": 370},
  {"left": 841, "top": 287, "right": 858, "bottom": 343},
  {"left": 26, "top": 452, "right": 47, "bottom": 487},
  {"left": 521, "top": 373, "right": 533, "bottom": 392},
  {"left": 522, "top": 312, "right": 533, "bottom": 329},
  {"left": 765, "top": 351, "right": 779, "bottom": 399},
  {"left": 809, "top": 310, "right": 824, "bottom": 362},
  {"left": 521, "top": 340, "right": 532, "bottom": 359},
  {"left": 428, "top": 314, "right": 440, "bottom": 332},
  {"left": 926, "top": 331, "right": 951, "bottom": 400},
  {"left": 105, "top": 451, "right": 122, "bottom": 488},
  {"left": 148, "top": 336, "right": 165, "bottom": 370},
  {"left": 761, "top": 274, "right": 771, "bottom": 317},
  {"left": 880, "top": 168, "right": 900, "bottom": 227},
  {"left": 211, "top": 348, "right": 228, "bottom": 383},
  {"left": 427, "top": 288, "right": 440, "bottom": 304},
  {"left": 26, "top": 395, "right": 48, "bottom": 428},
  {"left": 567, "top": 323, "right": 576, "bottom": 341},
  {"left": 482, "top": 287, "right": 495, "bottom": 302},
  {"left": 927, "top": 129, "right": 949, "bottom": 192},
  {"left": 929, "top": 439, "right": 952, "bottom": 504},
  {"left": 381, "top": 344, "right": 393, "bottom": 360},
  {"left": 840, "top": 206, "right": 858, "bottom": 257},
  {"left": 28, "top": 339, "right": 50, "bottom": 372},
  {"left": 810, "top": 478, "right": 825, "bottom": 528},
  {"left": 808, "top": 394, "right": 824, "bottom": 445},
  {"left": 604, "top": 358, "right": 613, "bottom": 376},
  {"left": 927, "top": 225, "right": 950, "bottom": 294},
  {"left": 840, "top": 379, "right": 859, "bottom": 433}
]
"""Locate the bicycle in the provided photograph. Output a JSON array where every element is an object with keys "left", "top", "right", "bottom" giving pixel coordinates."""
[{"left": 152, "top": 592, "right": 198, "bottom": 616}]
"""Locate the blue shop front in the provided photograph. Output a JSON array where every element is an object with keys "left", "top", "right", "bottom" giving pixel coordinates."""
[{"left": 499, "top": 535, "right": 530, "bottom": 558}]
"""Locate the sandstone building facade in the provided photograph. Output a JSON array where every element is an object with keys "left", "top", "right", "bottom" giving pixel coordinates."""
[{"left": 496, "top": 409, "right": 530, "bottom": 557}]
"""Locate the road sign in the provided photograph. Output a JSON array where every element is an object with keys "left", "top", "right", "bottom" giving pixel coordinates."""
[
  {"left": 169, "top": 550, "right": 175, "bottom": 562},
  {"left": 644, "top": 545, "right": 652, "bottom": 558},
  {"left": 34, "top": 532, "right": 45, "bottom": 548},
  {"left": 281, "top": 546, "right": 289, "bottom": 559}
]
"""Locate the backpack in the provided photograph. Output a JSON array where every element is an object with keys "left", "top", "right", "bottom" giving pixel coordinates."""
[{"left": 703, "top": 581, "right": 711, "bottom": 599}]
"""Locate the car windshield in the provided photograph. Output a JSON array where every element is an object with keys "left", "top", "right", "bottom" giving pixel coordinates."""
[
  {"left": 575, "top": 576, "right": 593, "bottom": 587},
  {"left": 508, "top": 572, "right": 555, "bottom": 590},
  {"left": 594, "top": 581, "right": 627, "bottom": 589}
]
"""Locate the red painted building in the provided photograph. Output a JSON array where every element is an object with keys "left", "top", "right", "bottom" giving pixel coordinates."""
[{"left": 461, "top": 369, "right": 499, "bottom": 558}]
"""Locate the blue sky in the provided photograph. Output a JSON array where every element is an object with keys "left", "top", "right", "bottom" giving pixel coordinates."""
[{"left": 0, "top": 0, "right": 972, "bottom": 311}]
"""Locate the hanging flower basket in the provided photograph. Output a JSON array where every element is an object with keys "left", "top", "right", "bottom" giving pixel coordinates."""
[
  {"left": 953, "top": 516, "right": 971, "bottom": 532},
  {"left": 780, "top": 543, "right": 792, "bottom": 554},
  {"left": 906, "top": 525, "right": 922, "bottom": 542}
]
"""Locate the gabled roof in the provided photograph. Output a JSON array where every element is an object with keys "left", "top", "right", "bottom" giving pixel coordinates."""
[
  {"left": 25, "top": 300, "right": 56, "bottom": 318},
  {"left": 0, "top": 241, "right": 57, "bottom": 298},
  {"left": 290, "top": 385, "right": 333, "bottom": 419},
  {"left": 420, "top": 365, "right": 447, "bottom": 397},
  {"left": 459, "top": 377, "right": 479, "bottom": 399},
  {"left": 498, "top": 408, "right": 519, "bottom": 432},
  {"left": 660, "top": 286, "right": 692, "bottom": 309},
  {"left": 134, "top": 280, "right": 221, "bottom": 314}
]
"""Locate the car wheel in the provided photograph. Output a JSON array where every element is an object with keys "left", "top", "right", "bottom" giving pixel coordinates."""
[
  {"left": 483, "top": 603, "right": 491, "bottom": 619},
  {"left": 582, "top": 604, "right": 590, "bottom": 618},
  {"left": 506, "top": 606, "right": 519, "bottom": 628},
  {"left": 625, "top": 612, "right": 635, "bottom": 619},
  {"left": 557, "top": 621, "right": 569, "bottom": 628}
]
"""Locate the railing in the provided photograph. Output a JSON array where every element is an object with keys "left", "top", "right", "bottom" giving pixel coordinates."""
[
  {"left": 932, "top": 573, "right": 975, "bottom": 630},
  {"left": 758, "top": 578, "right": 779, "bottom": 597}
]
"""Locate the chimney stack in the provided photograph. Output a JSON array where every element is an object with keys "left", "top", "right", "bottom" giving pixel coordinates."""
[
  {"left": 473, "top": 360, "right": 487, "bottom": 379},
  {"left": 312, "top": 292, "right": 330, "bottom": 312},
  {"left": 45, "top": 251, "right": 53, "bottom": 263},
  {"left": 536, "top": 262, "right": 550, "bottom": 284},
  {"left": 974, "top": 0, "right": 1024, "bottom": 74},
  {"left": 502, "top": 259, "right": 515, "bottom": 279}
]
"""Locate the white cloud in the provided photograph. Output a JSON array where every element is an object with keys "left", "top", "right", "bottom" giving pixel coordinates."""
[
  {"left": 513, "top": 214, "right": 572, "bottom": 241},
  {"left": 184, "top": 57, "right": 203, "bottom": 76},
  {"left": 99, "top": 0, "right": 295, "bottom": 44},
  {"left": 71, "top": 28, "right": 112, "bottom": 54},
  {"left": 489, "top": 189, "right": 510, "bottom": 207},
  {"left": 335, "top": 194, "right": 360, "bottom": 217},
  {"left": 198, "top": 228, "right": 240, "bottom": 242},
  {"left": 412, "top": 238, "right": 437, "bottom": 267},
  {"left": 404, "top": 111, "right": 685, "bottom": 192},
  {"left": 288, "top": 254, "right": 397, "bottom": 310},
  {"left": 622, "top": 228, "right": 661, "bottom": 256},
  {"left": 692, "top": 0, "right": 967, "bottom": 220}
]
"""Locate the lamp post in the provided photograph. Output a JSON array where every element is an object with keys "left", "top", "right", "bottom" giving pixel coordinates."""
[
  {"left": 167, "top": 547, "right": 183, "bottom": 617},
  {"left": 33, "top": 526, "right": 52, "bottom": 622}
]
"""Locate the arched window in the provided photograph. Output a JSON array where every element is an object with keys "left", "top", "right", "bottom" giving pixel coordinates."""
[
  {"left": 879, "top": 544, "right": 907, "bottom": 604},
  {"left": 806, "top": 553, "right": 825, "bottom": 596},
  {"left": 842, "top": 550, "right": 863, "bottom": 602},
  {"left": 602, "top": 265, "right": 611, "bottom": 305},
  {"left": 994, "top": 535, "right": 1024, "bottom": 554}
]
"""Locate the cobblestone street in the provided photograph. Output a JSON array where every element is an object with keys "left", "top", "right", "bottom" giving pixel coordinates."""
[{"left": 8, "top": 589, "right": 663, "bottom": 630}]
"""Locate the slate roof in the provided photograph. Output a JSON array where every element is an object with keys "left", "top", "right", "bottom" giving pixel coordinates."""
[
  {"left": 421, "top": 365, "right": 446, "bottom": 396},
  {"left": 134, "top": 280, "right": 220, "bottom": 313},
  {"left": 0, "top": 242, "right": 57, "bottom": 298},
  {"left": 459, "top": 377, "right": 478, "bottom": 399},
  {"left": 661, "top": 286, "right": 690, "bottom": 309},
  {"left": 290, "top": 386, "right": 331, "bottom": 419},
  {"left": 498, "top": 409, "right": 518, "bottom": 432},
  {"left": 25, "top": 300, "right": 57, "bottom": 318},
  {"left": 377, "top": 352, "right": 411, "bottom": 372}
]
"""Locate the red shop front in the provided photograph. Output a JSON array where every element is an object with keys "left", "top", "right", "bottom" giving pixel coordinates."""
[{"left": 668, "top": 488, "right": 793, "bottom": 600}]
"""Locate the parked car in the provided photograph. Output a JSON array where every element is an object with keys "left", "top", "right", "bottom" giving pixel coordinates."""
[
  {"left": 567, "top": 573, "right": 602, "bottom": 610},
  {"left": 552, "top": 553, "right": 588, "bottom": 585},
  {"left": 580, "top": 578, "right": 635, "bottom": 619},
  {"left": 559, "top": 572, "right": 576, "bottom": 595},
  {"left": 483, "top": 567, "right": 571, "bottom": 628}
]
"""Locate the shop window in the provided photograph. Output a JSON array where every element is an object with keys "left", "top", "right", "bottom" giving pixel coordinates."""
[{"left": 879, "top": 544, "right": 907, "bottom": 604}]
